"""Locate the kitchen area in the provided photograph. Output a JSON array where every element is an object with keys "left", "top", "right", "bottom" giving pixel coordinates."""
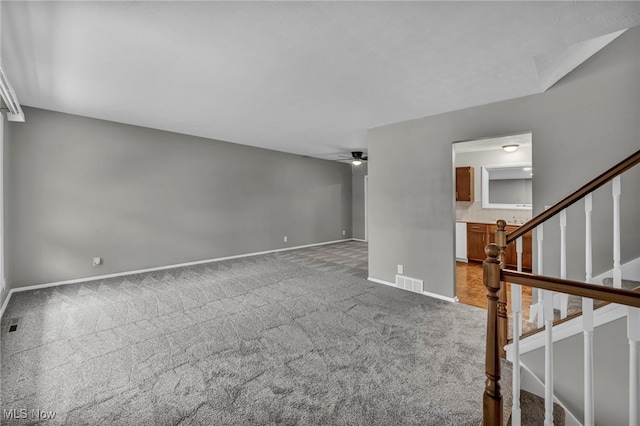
[{"left": 453, "top": 133, "right": 533, "bottom": 312}]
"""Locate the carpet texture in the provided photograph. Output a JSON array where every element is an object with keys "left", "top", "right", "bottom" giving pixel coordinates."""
[
  {"left": 506, "top": 390, "right": 565, "bottom": 426},
  {"left": 1, "top": 241, "right": 488, "bottom": 425}
]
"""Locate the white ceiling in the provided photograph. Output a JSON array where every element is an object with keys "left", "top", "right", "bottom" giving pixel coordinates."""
[
  {"left": 454, "top": 133, "right": 532, "bottom": 154},
  {"left": 2, "top": 2, "right": 639, "bottom": 161}
]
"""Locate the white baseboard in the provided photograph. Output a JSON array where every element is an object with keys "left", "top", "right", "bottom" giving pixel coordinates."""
[
  {"left": 424, "top": 290, "right": 458, "bottom": 303},
  {"left": 351, "top": 238, "right": 367, "bottom": 242},
  {"left": 0, "top": 238, "right": 353, "bottom": 319},
  {"left": 367, "top": 276, "right": 458, "bottom": 303},
  {"left": 368, "top": 277, "right": 395, "bottom": 287}
]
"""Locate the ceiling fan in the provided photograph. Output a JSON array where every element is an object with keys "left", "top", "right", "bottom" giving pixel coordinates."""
[{"left": 339, "top": 151, "right": 368, "bottom": 165}]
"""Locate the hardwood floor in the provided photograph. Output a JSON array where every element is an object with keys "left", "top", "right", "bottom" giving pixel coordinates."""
[{"left": 456, "top": 261, "right": 532, "bottom": 321}]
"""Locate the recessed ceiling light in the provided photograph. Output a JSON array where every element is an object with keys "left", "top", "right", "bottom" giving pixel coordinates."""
[{"left": 502, "top": 144, "right": 519, "bottom": 153}]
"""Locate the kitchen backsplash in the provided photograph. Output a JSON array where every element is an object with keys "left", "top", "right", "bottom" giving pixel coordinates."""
[{"left": 456, "top": 201, "right": 532, "bottom": 225}]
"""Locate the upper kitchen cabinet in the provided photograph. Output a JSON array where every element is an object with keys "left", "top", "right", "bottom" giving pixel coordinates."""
[{"left": 455, "top": 166, "right": 474, "bottom": 202}]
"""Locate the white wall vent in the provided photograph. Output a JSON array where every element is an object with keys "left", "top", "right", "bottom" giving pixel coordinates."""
[{"left": 395, "top": 274, "right": 424, "bottom": 294}]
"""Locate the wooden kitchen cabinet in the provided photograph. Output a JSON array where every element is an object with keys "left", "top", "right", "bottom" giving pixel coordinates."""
[
  {"left": 455, "top": 166, "right": 474, "bottom": 202},
  {"left": 466, "top": 223, "right": 487, "bottom": 262},
  {"left": 467, "top": 222, "right": 533, "bottom": 270},
  {"left": 488, "top": 224, "right": 533, "bottom": 271}
]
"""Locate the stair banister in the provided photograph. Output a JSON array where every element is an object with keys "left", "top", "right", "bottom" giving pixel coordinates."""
[
  {"left": 506, "top": 149, "right": 640, "bottom": 244},
  {"left": 495, "top": 221, "right": 508, "bottom": 358},
  {"left": 501, "top": 271, "right": 640, "bottom": 305},
  {"left": 483, "top": 244, "right": 503, "bottom": 426},
  {"left": 484, "top": 250, "right": 640, "bottom": 425},
  {"left": 584, "top": 193, "right": 595, "bottom": 426},
  {"left": 512, "top": 236, "right": 523, "bottom": 426},
  {"left": 482, "top": 149, "right": 640, "bottom": 425}
]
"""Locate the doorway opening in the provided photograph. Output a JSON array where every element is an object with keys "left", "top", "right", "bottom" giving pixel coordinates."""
[{"left": 452, "top": 132, "right": 534, "bottom": 315}]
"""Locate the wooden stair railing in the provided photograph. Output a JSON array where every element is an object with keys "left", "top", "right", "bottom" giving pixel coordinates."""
[
  {"left": 506, "top": 149, "right": 640, "bottom": 244},
  {"left": 481, "top": 149, "right": 640, "bottom": 426}
]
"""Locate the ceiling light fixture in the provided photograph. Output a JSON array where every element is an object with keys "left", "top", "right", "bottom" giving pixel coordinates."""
[
  {"left": 0, "top": 64, "right": 25, "bottom": 122},
  {"left": 352, "top": 159, "right": 362, "bottom": 166},
  {"left": 502, "top": 144, "right": 519, "bottom": 153}
]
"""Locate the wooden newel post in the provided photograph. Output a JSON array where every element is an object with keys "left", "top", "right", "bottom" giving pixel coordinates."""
[
  {"left": 483, "top": 243, "right": 503, "bottom": 426},
  {"left": 495, "top": 219, "right": 508, "bottom": 358}
]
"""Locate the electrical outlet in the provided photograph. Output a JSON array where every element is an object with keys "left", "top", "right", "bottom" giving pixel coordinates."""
[
  {"left": 283, "top": 236, "right": 287, "bottom": 243},
  {"left": 93, "top": 257, "right": 102, "bottom": 266},
  {"left": 342, "top": 230, "right": 346, "bottom": 236},
  {"left": 397, "top": 264, "right": 403, "bottom": 274}
]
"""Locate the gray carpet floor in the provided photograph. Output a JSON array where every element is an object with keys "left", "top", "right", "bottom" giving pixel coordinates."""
[{"left": 1, "top": 241, "right": 488, "bottom": 425}]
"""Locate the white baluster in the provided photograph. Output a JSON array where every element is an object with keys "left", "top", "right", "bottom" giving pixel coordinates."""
[
  {"left": 613, "top": 176, "right": 622, "bottom": 288},
  {"left": 558, "top": 210, "right": 569, "bottom": 318},
  {"left": 516, "top": 237, "right": 523, "bottom": 273},
  {"left": 533, "top": 224, "right": 544, "bottom": 327},
  {"left": 583, "top": 194, "right": 595, "bottom": 426},
  {"left": 629, "top": 307, "right": 639, "bottom": 426},
  {"left": 537, "top": 223, "right": 543, "bottom": 275},
  {"left": 585, "top": 194, "right": 593, "bottom": 283},
  {"left": 516, "top": 236, "right": 523, "bottom": 333},
  {"left": 512, "top": 282, "right": 522, "bottom": 426},
  {"left": 583, "top": 297, "right": 594, "bottom": 426},
  {"left": 543, "top": 289, "right": 554, "bottom": 426}
]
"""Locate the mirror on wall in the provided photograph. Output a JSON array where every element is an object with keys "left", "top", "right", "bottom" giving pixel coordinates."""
[{"left": 481, "top": 163, "right": 532, "bottom": 209}]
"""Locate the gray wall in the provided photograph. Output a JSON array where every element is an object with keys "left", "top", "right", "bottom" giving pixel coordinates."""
[
  {"left": 352, "top": 162, "right": 367, "bottom": 241},
  {"left": 6, "top": 107, "right": 352, "bottom": 288},
  {"left": 368, "top": 27, "right": 640, "bottom": 298},
  {"left": 522, "top": 317, "right": 635, "bottom": 425},
  {"left": 488, "top": 179, "right": 532, "bottom": 205}
]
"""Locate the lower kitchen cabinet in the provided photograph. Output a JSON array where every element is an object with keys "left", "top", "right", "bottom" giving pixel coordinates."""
[{"left": 467, "top": 222, "right": 532, "bottom": 270}]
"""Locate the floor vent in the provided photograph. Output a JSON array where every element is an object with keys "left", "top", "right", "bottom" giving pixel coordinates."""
[
  {"left": 395, "top": 275, "right": 424, "bottom": 294},
  {"left": 7, "top": 318, "right": 20, "bottom": 333}
]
